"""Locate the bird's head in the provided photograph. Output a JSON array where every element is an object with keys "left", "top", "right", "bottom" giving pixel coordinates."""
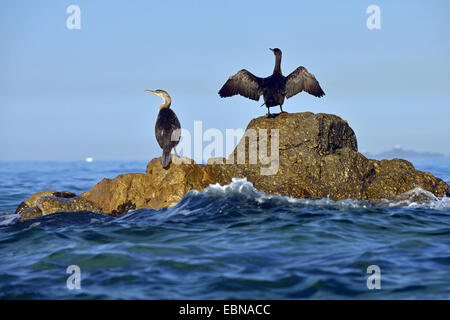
[
  {"left": 145, "top": 89, "right": 170, "bottom": 100},
  {"left": 269, "top": 48, "right": 282, "bottom": 57},
  {"left": 145, "top": 89, "right": 172, "bottom": 109}
]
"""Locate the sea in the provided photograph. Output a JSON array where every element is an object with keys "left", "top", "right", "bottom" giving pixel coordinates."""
[{"left": 0, "top": 158, "right": 449, "bottom": 299}]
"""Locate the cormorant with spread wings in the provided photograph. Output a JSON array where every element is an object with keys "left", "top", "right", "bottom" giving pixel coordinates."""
[{"left": 218, "top": 48, "right": 325, "bottom": 117}]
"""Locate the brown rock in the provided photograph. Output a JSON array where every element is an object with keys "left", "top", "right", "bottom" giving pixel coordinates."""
[
  {"left": 207, "top": 157, "right": 226, "bottom": 165},
  {"left": 81, "top": 173, "right": 153, "bottom": 214},
  {"left": 16, "top": 191, "right": 102, "bottom": 221},
  {"left": 52, "top": 192, "right": 77, "bottom": 199},
  {"left": 25, "top": 191, "right": 58, "bottom": 208},
  {"left": 15, "top": 191, "right": 77, "bottom": 215},
  {"left": 21, "top": 112, "right": 450, "bottom": 216},
  {"left": 37, "top": 196, "right": 101, "bottom": 216},
  {"left": 172, "top": 155, "right": 196, "bottom": 165},
  {"left": 82, "top": 158, "right": 234, "bottom": 213},
  {"left": 363, "top": 158, "right": 450, "bottom": 199},
  {"left": 15, "top": 201, "right": 29, "bottom": 215},
  {"left": 15, "top": 190, "right": 66, "bottom": 215},
  {"left": 19, "top": 207, "right": 43, "bottom": 221}
]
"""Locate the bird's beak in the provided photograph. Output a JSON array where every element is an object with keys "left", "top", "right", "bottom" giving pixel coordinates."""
[
  {"left": 145, "top": 90, "right": 155, "bottom": 95},
  {"left": 269, "top": 48, "right": 274, "bottom": 52}
]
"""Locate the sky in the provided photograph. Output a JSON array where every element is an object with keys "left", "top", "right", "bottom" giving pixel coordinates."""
[{"left": 0, "top": 0, "right": 449, "bottom": 161}]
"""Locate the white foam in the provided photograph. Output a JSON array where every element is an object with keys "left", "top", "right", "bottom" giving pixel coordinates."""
[
  {"left": 204, "top": 178, "right": 266, "bottom": 200},
  {"left": 187, "top": 178, "right": 450, "bottom": 211},
  {"left": 0, "top": 214, "right": 19, "bottom": 226},
  {"left": 382, "top": 187, "right": 450, "bottom": 210}
]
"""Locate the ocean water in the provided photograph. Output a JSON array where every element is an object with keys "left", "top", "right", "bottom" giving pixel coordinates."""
[{"left": 0, "top": 159, "right": 449, "bottom": 299}]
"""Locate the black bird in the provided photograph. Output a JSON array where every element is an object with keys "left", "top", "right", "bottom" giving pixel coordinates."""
[
  {"left": 145, "top": 89, "right": 181, "bottom": 169},
  {"left": 218, "top": 48, "right": 325, "bottom": 117}
]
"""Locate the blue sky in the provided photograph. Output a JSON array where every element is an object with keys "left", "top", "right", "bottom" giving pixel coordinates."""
[{"left": 1, "top": 0, "right": 449, "bottom": 161}]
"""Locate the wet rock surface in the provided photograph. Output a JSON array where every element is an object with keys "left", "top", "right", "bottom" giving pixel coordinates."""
[
  {"left": 18, "top": 192, "right": 101, "bottom": 221},
  {"left": 19, "top": 206, "right": 44, "bottom": 221},
  {"left": 37, "top": 196, "right": 101, "bottom": 216}
]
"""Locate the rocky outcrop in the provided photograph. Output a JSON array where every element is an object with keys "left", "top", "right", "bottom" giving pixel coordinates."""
[
  {"left": 16, "top": 112, "right": 450, "bottom": 220},
  {"left": 81, "top": 112, "right": 450, "bottom": 214},
  {"left": 19, "top": 206, "right": 44, "bottom": 221},
  {"left": 15, "top": 191, "right": 77, "bottom": 214},
  {"left": 81, "top": 159, "right": 235, "bottom": 213},
  {"left": 37, "top": 196, "right": 101, "bottom": 215},
  {"left": 17, "top": 192, "right": 101, "bottom": 221}
]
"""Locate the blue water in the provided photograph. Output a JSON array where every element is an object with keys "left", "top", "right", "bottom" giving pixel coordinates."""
[{"left": 0, "top": 159, "right": 449, "bottom": 299}]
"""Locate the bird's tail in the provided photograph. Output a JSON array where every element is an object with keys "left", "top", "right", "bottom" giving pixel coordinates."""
[{"left": 161, "top": 150, "right": 172, "bottom": 169}]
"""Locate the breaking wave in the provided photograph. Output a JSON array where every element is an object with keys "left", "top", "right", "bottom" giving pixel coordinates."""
[{"left": 165, "top": 178, "right": 450, "bottom": 217}]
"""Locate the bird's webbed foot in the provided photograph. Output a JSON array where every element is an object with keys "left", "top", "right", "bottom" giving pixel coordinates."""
[{"left": 279, "top": 106, "right": 288, "bottom": 114}]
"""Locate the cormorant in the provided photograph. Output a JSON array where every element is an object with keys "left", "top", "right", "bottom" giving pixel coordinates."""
[
  {"left": 145, "top": 89, "right": 181, "bottom": 169},
  {"left": 218, "top": 48, "right": 325, "bottom": 117}
]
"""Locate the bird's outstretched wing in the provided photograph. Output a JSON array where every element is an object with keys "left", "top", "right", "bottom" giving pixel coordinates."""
[
  {"left": 218, "top": 69, "right": 263, "bottom": 101},
  {"left": 285, "top": 66, "right": 325, "bottom": 98}
]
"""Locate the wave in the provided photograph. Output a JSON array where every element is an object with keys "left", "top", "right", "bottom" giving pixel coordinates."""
[
  {"left": 181, "top": 178, "right": 450, "bottom": 209},
  {"left": 0, "top": 214, "right": 19, "bottom": 226},
  {"left": 2, "top": 179, "right": 449, "bottom": 226},
  {"left": 149, "top": 178, "right": 450, "bottom": 221},
  {"left": 378, "top": 187, "right": 450, "bottom": 210}
]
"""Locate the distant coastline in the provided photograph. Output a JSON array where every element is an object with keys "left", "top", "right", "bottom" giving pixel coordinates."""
[{"left": 363, "top": 147, "right": 448, "bottom": 160}]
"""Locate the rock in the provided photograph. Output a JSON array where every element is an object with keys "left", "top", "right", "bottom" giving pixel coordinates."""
[
  {"left": 207, "top": 157, "right": 226, "bottom": 165},
  {"left": 19, "top": 207, "right": 43, "bottom": 221},
  {"left": 111, "top": 200, "right": 136, "bottom": 216},
  {"left": 172, "top": 155, "right": 195, "bottom": 165},
  {"left": 364, "top": 158, "right": 450, "bottom": 199},
  {"left": 15, "top": 191, "right": 57, "bottom": 215},
  {"left": 224, "top": 113, "right": 449, "bottom": 200},
  {"left": 82, "top": 158, "right": 233, "bottom": 212},
  {"left": 23, "top": 191, "right": 57, "bottom": 209},
  {"left": 15, "top": 191, "right": 77, "bottom": 215},
  {"left": 37, "top": 196, "right": 101, "bottom": 216},
  {"left": 52, "top": 192, "right": 77, "bottom": 199},
  {"left": 232, "top": 112, "right": 358, "bottom": 159},
  {"left": 81, "top": 173, "right": 153, "bottom": 214},
  {"left": 17, "top": 191, "right": 101, "bottom": 221},
  {"left": 18, "top": 112, "right": 450, "bottom": 217},
  {"left": 15, "top": 201, "right": 30, "bottom": 215}
]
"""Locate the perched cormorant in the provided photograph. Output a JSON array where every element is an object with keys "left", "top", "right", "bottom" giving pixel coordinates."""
[
  {"left": 145, "top": 89, "right": 181, "bottom": 169},
  {"left": 218, "top": 48, "right": 325, "bottom": 117}
]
